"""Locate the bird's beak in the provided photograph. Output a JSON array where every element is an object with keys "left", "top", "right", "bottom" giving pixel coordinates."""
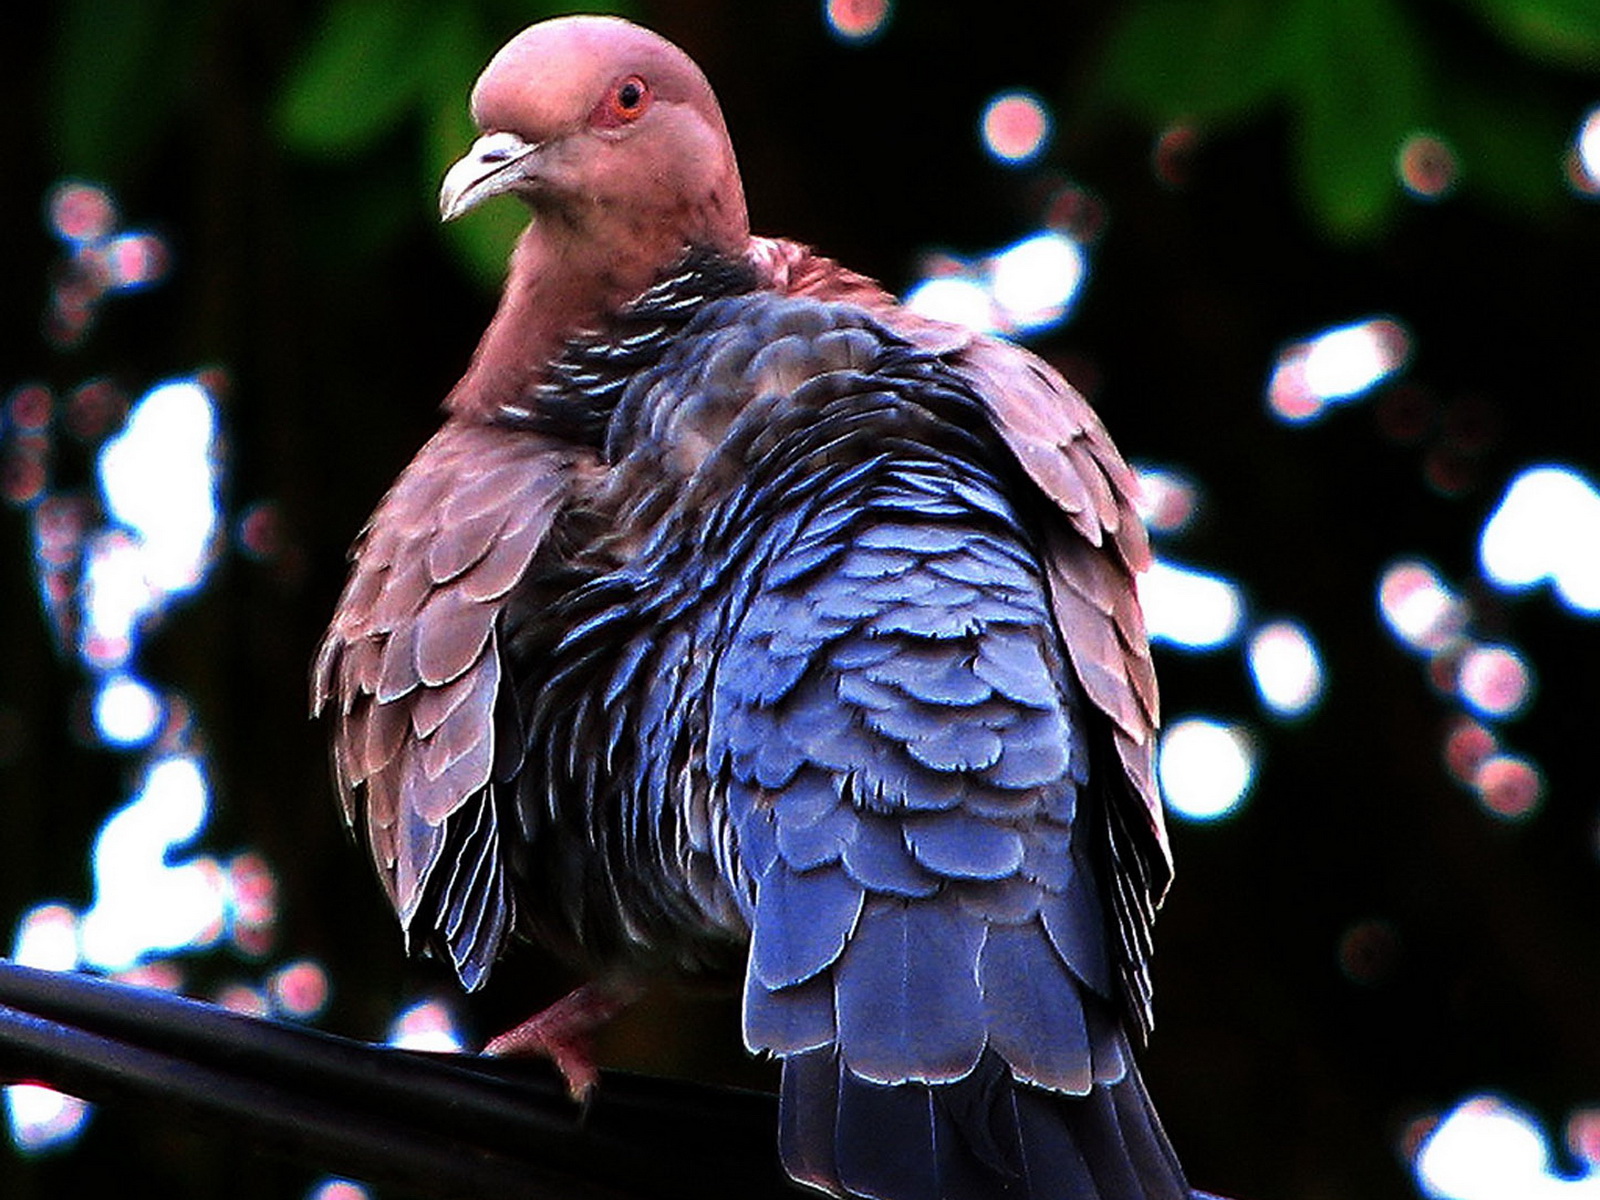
[{"left": 439, "top": 131, "right": 541, "bottom": 221}]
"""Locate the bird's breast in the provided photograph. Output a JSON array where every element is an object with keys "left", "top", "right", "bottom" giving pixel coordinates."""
[{"left": 494, "top": 291, "right": 1003, "bottom": 971}]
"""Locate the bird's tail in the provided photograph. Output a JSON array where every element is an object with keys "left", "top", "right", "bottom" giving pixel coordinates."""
[{"left": 779, "top": 1046, "right": 1190, "bottom": 1200}]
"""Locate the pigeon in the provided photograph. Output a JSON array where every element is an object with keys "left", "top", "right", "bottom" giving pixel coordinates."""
[{"left": 314, "top": 16, "right": 1186, "bottom": 1198}]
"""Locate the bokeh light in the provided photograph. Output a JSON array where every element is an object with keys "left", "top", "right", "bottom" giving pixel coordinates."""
[
  {"left": 1378, "top": 560, "right": 1465, "bottom": 653},
  {"left": 48, "top": 182, "right": 116, "bottom": 245},
  {"left": 1456, "top": 643, "right": 1533, "bottom": 720},
  {"left": 1444, "top": 717, "right": 1497, "bottom": 785},
  {"left": 7, "top": 895, "right": 91, "bottom": 1157},
  {"left": 904, "top": 231, "right": 1089, "bottom": 338},
  {"left": 4, "top": 1086, "right": 90, "bottom": 1155},
  {"left": 386, "top": 999, "right": 467, "bottom": 1052},
  {"left": 1132, "top": 466, "right": 1198, "bottom": 535},
  {"left": 823, "top": 0, "right": 891, "bottom": 42},
  {"left": 92, "top": 673, "right": 163, "bottom": 747},
  {"left": 1247, "top": 620, "right": 1324, "bottom": 717},
  {"left": 113, "top": 961, "right": 184, "bottom": 992},
  {"left": 1479, "top": 465, "right": 1600, "bottom": 615},
  {"left": 12, "top": 904, "right": 80, "bottom": 972},
  {"left": 1152, "top": 124, "right": 1198, "bottom": 188},
  {"left": 1397, "top": 132, "right": 1459, "bottom": 199},
  {"left": 32, "top": 496, "right": 90, "bottom": 648},
  {"left": 215, "top": 984, "right": 271, "bottom": 1017},
  {"left": 8, "top": 384, "right": 54, "bottom": 432},
  {"left": 98, "top": 377, "right": 222, "bottom": 594},
  {"left": 79, "top": 530, "right": 153, "bottom": 668},
  {"left": 1377, "top": 559, "right": 1549, "bottom": 822},
  {"left": 43, "top": 181, "right": 171, "bottom": 347},
  {"left": 1268, "top": 318, "right": 1410, "bottom": 422},
  {"left": 228, "top": 851, "right": 279, "bottom": 957},
  {"left": 65, "top": 379, "right": 126, "bottom": 443},
  {"left": 93, "top": 233, "right": 169, "bottom": 292},
  {"left": 2, "top": 387, "right": 54, "bottom": 510},
  {"left": 904, "top": 273, "right": 998, "bottom": 333},
  {"left": 1473, "top": 754, "right": 1544, "bottom": 821},
  {"left": 1139, "top": 558, "right": 1244, "bottom": 650},
  {"left": 78, "top": 755, "right": 228, "bottom": 971},
  {"left": 987, "top": 232, "right": 1086, "bottom": 330},
  {"left": 236, "top": 500, "right": 284, "bottom": 561},
  {"left": 1413, "top": 1094, "right": 1598, "bottom": 1199},
  {"left": 1042, "top": 184, "right": 1106, "bottom": 243},
  {"left": 1158, "top": 717, "right": 1256, "bottom": 821},
  {"left": 269, "top": 960, "right": 331, "bottom": 1019},
  {"left": 5, "top": 180, "right": 320, "bottom": 1170},
  {"left": 1573, "top": 106, "right": 1600, "bottom": 194},
  {"left": 1568, "top": 1108, "right": 1600, "bottom": 1169},
  {"left": 308, "top": 1180, "right": 373, "bottom": 1200},
  {"left": 980, "top": 91, "right": 1051, "bottom": 164}
]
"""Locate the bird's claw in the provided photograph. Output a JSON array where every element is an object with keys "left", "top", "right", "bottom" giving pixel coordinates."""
[{"left": 481, "top": 979, "right": 641, "bottom": 1103}]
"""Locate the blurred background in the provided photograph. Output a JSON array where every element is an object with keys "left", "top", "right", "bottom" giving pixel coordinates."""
[{"left": 1, "top": 0, "right": 1598, "bottom": 1197}]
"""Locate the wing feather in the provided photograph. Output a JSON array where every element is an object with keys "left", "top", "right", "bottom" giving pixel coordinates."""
[
  {"left": 934, "top": 330, "right": 1168, "bottom": 891},
  {"left": 313, "top": 421, "right": 585, "bottom": 938}
]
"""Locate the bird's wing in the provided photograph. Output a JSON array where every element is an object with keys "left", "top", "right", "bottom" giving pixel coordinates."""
[
  {"left": 755, "top": 239, "right": 1166, "bottom": 901},
  {"left": 312, "top": 420, "right": 585, "bottom": 984},
  {"left": 693, "top": 292, "right": 1183, "bottom": 1196},
  {"left": 885, "top": 313, "right": 1170, "bottom": 1032}
]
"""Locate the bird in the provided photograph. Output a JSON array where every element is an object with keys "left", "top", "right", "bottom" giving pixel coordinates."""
[{"left": 313, "top": 15, "right": 1189, "bottom": 1199}]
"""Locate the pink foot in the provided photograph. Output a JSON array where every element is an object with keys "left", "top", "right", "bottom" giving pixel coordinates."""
[{"left": 483, "top": 979, "right": 641, "bottom": 1101}]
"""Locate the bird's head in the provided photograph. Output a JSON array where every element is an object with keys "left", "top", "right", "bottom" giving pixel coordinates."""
[{"left": 439, "top": 15, "right": 749, "bottom": 258}]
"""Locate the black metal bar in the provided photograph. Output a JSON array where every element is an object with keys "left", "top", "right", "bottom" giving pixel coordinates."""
[
  {"left": 0, "top": 1001, "right": 599, "bottom": 1199},
  {"left": 0, "top": 961, "right": 795, "bottom": 1199}
]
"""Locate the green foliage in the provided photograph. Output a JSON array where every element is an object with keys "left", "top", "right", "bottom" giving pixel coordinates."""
[
  {"left": 44, "top": 0, "right": 631, "bottom": 283},
  {"left": 1287, "top": 0, "right": 1428, "bottom": 237},
  {"left": 275, "top": 0, "right": 440, "bottom": 156},
  {"left": 1445, "top": 82, "right": 1570, "bottom": 214},
  {"left": 1097, "top": 0, "right": 1595, "bottom": 239},
  {"left": 1098, "top": 0, "right": 1294, "bottom": 126},
  {"left": 274, "top": 0, "right": 634, "bottom": 285},
  {"left": 1467, "top": 0, "right": 1600, "bottom": 67},
  {"left": 41, "top": 0, "right": 1590, "bottom": 267}
]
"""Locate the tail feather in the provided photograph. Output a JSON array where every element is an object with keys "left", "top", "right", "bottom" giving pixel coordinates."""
[
  {"left": 781, "top": 1046, "right": 1189, "bottom": 1200},
  {"left": 1108, "top": 1056, "right": 1189, "bottom": 1195},
  {"left": 781, "top": 1048, "right": 841, "bottom": 1190}
]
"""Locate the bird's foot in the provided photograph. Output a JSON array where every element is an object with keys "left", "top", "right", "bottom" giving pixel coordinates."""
[{"left": 482, "top": 978, "right": 642, "bottom": 1102}]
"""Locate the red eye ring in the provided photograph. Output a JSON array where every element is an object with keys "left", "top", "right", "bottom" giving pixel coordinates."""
[{"left": 606, "top": 74, "right": 652, "bottom": 124}]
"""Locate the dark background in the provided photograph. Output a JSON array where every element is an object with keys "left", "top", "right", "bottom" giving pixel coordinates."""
[{"left": 2, "top": 1, "right": 1598, "bottom": 1197}]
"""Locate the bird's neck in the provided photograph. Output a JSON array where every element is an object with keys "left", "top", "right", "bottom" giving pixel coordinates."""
[{"left": 445, "top": 216, "right": 744, "bottom": 421}]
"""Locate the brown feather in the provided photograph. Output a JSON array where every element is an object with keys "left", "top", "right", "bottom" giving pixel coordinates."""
[
  {"left": 413, "top": 586, "right": 496, "bottom": 689},
  {"left": 375, "top": 622, "right": 421, "bottom": 704},
  {"left": 425, "top": 507, "right": 508, "bottom": 584},
  {"left": 418, "top": 654, "right": 499, "bottom": 786},
  {"left": 314, "top": 422, "right": 580, "bottom": 920},
  {"left": 409, "top": 662, "right": 487, "bottom": 739},
  {"left": 361, "top": 693, "right": 411, "bottom": 780}
]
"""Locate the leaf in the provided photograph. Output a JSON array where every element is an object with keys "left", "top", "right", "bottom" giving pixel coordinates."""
[
  {"left": 1285, "top": 0, "right": 1431, "bottom": 238},
  {"left": 276, "top": 0, "right": 640, "bottom": 280},
  {"left": 422, "top": 0, "right": 638, "bottom": 284},
  {"left": 1466, "top": 0, "right": 1600, "bottom": 68},
  {"left": 431, "top": 112, "right": 527, "bottom": 286},
  {"left": 1444, "top": 82, "right": 1569, "bottom": 215},
  {"left": 417, "top": 3, "right": 526, "bottom": 285},
  {"left": 1096, "top": 0, "right": 1295, "bottom": 125},
  {"left": 274, "top": 0, "right": 433, "bottom": 155}
]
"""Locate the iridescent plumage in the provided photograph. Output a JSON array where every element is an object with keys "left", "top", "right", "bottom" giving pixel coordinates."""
[{"left": 314, "top": 17, "right": 1184, "bottom": 1199}]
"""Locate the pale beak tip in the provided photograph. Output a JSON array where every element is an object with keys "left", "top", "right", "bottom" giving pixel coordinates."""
[{"left": 438, "top": 131, "right": 538, "bottom": 224}]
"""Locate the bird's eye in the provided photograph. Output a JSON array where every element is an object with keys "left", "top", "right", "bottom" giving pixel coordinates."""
[{"left": 604, "top": 75, "right": 652, "bottom": 124}]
